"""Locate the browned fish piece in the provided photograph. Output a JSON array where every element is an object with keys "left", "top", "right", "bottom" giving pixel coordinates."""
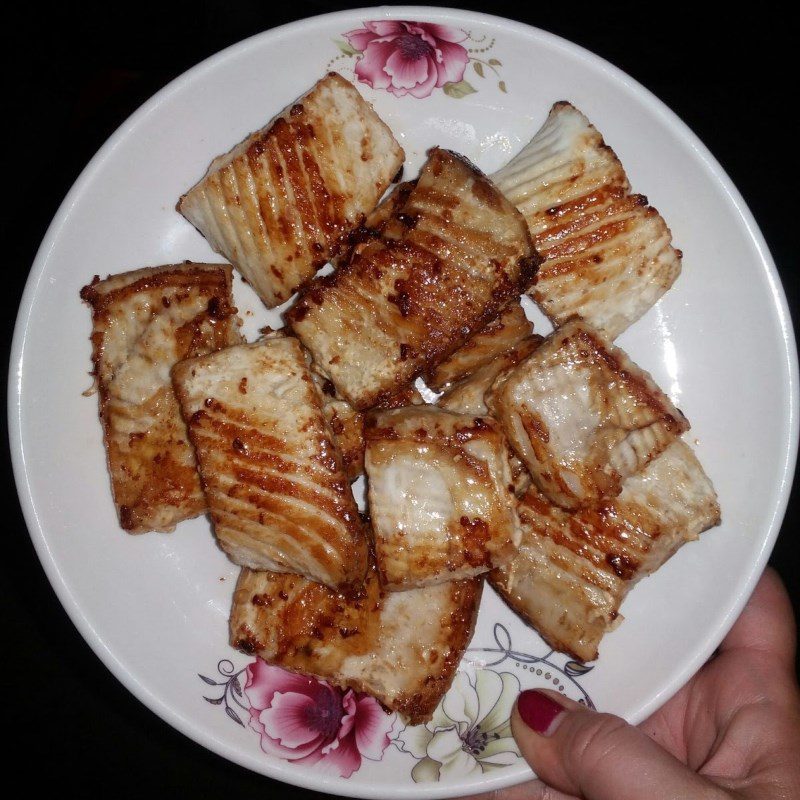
[
  {"left": 490, "top": 440, "right": 721, "bottom": 661},
  {"left": 365, "top": 407, "right": 520, "bottom": 590},
  {"left": 426, "top": 302, "right": 534, "bottom": 392},
  {"left": 80, "top": 263, "right": 241, "bottom": 533},
  {"left": 230, "top": 560, "right": 483, "bottom": 724},
  {"left": 286, "top": 148, "right": 540, "bottom": 410},
  {"left": 493, "top": 102, "right": 681, "bottom": 339},
  {"left": 487, "top": 318, "right": 689, "bottom": 510},
  {"left": 172, "top": 336, "right": 368, "bottom": 588},
  {"left": 178, "top": 73, "right": 405, "bottom": 308}
]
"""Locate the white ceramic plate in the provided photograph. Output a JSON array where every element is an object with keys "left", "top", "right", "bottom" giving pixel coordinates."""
[{"left": 10, "top": 7, "right": 798, "bottom": 798}]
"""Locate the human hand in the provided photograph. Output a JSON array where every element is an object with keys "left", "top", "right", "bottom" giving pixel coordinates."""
[{"left": 469, "top": 567, "right": 800, "bottom": 799}]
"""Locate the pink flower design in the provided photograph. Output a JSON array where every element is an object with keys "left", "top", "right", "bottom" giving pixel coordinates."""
[
  {"left": 244, "top": 660, "right": 394, "bottom": 778},
  {"left": 344, "top": 20, "right": 469, "bottom": 98}
]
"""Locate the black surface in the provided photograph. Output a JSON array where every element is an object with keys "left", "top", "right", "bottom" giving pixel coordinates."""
[{"left": 4, "top": 4, "right": 797, "bottom": 797}]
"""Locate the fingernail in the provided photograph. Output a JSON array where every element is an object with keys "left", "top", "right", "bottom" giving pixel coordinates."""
[{"left": 517, "top": 690, "right": 566, "bottom": 736}]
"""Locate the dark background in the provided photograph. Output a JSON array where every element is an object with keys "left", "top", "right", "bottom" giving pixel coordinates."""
[{"left": 4, "top": 3, "right": 797, "bottom": 797}]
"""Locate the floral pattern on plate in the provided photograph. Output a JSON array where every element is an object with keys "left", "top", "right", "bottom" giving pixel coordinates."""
[
  {"left": 200, "top": 624, "right": 594, "bottom": 782},
  {"left": 395, "top": 670, "right": 521, "bottom": 781},
  {"left": 328, "top": 20, "right": 506, "bottom": 99},
  {"left": 201, "top": 659, "right": 395, "bottom": 778}
]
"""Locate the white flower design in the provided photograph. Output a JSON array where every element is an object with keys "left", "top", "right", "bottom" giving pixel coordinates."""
[{"left": 396, "top": 670, "right": 521, "bottom": 782}]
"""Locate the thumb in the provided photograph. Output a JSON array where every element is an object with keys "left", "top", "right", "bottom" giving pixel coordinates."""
[{"left": 511, "top": 690, "right": 717, "bottom": 800}]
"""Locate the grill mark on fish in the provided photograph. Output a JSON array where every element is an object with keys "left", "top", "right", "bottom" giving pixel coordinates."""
[
  {"left": 536, "top": 192, "right": 644, "bottom": 247},
  {"left": 231, "top": 152, "right": 270, "bottom": 265},
  {"left": 273, "top": 118, "right": 318, "bottom": 260},
  {"left": 537, "top": 218, "right": 637, "bottom": 268}
]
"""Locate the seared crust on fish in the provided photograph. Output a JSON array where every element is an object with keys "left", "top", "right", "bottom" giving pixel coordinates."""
[
  {"left": 230, "top": 560, "right": 483, "bottom": 724},
  {"left": 286, "top": 148, "right": 540, "bottom": 410},
  {"left": 172, "top": 336, "right": 368, "bottom": 588},
  {"left": 490, "top": 440, "right": 720, "bottom": 661},
  {"left": 365, "top": 407, "right": 521, "bottom": 590},
  {"left": 487, "top": 318, "right": 689, "bottom": 510},
  {"left": 178, "top": 73, "right": 405, "bottom": 308},
  {"left": 80, "top": 262, "right": 241, "bottom": 533},
  {"left": 493, "top": 102, "right": 681, "bottom": 339},
  {"left": 426, "top": 302, "right": 535, "bottom": 392}
]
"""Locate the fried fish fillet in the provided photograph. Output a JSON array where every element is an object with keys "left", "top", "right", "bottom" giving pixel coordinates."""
[
  {"left": 493, "top": 102, "right": 681, "bottom": 339},
  {"left": 80, "top": 263, "right": 241, "bottom": 533},
  {"left": 230, "top": 560, "right": 483, "bottom": 724},
  {"left": 426, "top": 302, "right": 534, "bottom": 392},
  {"left": 178, "top": 73, "right": 405, "bottom": 308},
  {"left": 286, "top": 148, "right": 540, "bottom": 410},
  {"left": 172, "top": 336, "right": 368, "bottom": 588},
  {"left": 487, "top": 318, "right": 689, "bottom": 510},
  {"left": 365, "top": 407, "right": 520, "bottom": 590},
  {"left": 490, "top": 439, "right": 720, "bottom": 661}
]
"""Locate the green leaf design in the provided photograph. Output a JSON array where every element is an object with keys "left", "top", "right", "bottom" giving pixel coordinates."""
[
  {"left": 489, "top": 58, "right": 502, "bottom": 66},
  {"left": 498, "top": 80, "right": 508, "bottom": 93},
  {"left": 333, "top": 38, "right": 359, "bottom": 56},
  {"left": 443, "top": 80, "right": 477, "bottom": 99},
  {"left": 474, "top": 61, "right": 485, "bottom": 78}
]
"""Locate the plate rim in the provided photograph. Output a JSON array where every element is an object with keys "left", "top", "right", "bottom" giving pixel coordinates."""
[{"left": 9, "top": 6, "right": 799, "bottom": 798}]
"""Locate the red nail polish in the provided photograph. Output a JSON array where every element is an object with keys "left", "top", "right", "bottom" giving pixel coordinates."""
[{"left": 517, "top": 690, "right": 565, "bottom": 736}]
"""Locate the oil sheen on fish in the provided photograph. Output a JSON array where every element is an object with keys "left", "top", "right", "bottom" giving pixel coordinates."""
[
  {"left": 172, "top": 336, "right": 368, "bottom": 588},
  {"left": 493, "top": 102, "right": 681, "bottom": 339},
  {"left": 365, "top": 407, "right": 521, "bottom": 590},
  {"left": 230, "top": 559, "right": 483, "bottom": 724},
  {"left": 487, "top": 318, "right": 689, "bottom": 510},
  {"left": 286, "top": 148, "right": 540, "bottom": 410},
  {"left": 80, "top": 263, "right": 242, "bottom": 533},
  {"left": 178, "top": 73, "right": 405, "bottom": 308},
  {"left": 426, "top": 302, "right": 534, "bottom": 392},
  {"left": 490, "top": 439, "right": 721, "bottom": 661}
]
